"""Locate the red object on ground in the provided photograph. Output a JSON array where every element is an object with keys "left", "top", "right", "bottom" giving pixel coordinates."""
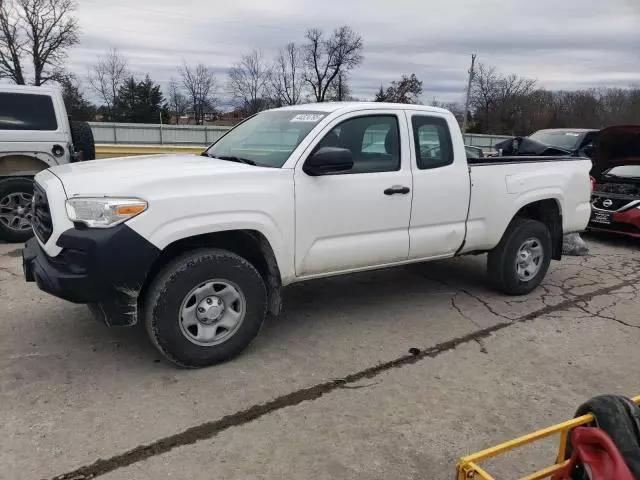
[{"left": 552, "top": 427, "right": 635, "bottom": 480}]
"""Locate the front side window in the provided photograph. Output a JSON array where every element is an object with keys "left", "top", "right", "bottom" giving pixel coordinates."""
[
  {"left": 0, "top": 93, "right": 58, "bottom": 131},
  {"left": 312, "top": 115, "right": 400, "bottom": 174},
  {"left": 204, "top": 110, "right": 326, "bottom": 168},
  {"left": 411, "top": 116, "right": 453, "bottom": 169}
]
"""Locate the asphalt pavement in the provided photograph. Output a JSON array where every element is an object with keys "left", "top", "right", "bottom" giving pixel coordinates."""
[{"left": 0, "top": 233, "right": 638, "bottom": 480}]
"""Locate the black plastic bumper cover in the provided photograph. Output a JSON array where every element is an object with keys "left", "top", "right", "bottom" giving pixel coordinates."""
[{"left": 23, "top": 225, "right": 160, "bottom": 326}]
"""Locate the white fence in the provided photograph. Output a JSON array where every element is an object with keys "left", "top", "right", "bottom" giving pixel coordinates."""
[
  {"left": 89, "top": 122, "right": 230, "bottom": 146},
  {"left": 89, "top": 122, "right": 511, "bottom": 152}
]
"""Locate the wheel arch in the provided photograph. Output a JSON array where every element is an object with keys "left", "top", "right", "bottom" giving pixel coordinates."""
[
  {"left": 139, "top": 229, "right": 283, "bottom": 317},
  {"left": 0, "top": 154, "right": 52, "bottom": 177},
  {"left": 512, "top": 198, "right": 563, "bottom": 260}
]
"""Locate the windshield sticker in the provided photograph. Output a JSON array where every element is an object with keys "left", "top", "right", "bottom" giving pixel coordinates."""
[
  {"left": 290, "top": 114, "right": 325, "bottom": 123},
  {"left": 565, "top": 132, "right": 580, "bottom": 136}
]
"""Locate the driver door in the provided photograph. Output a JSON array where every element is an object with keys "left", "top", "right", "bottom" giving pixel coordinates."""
[{"left": 294, "top": 111, "right": 413, "bottom": 277}]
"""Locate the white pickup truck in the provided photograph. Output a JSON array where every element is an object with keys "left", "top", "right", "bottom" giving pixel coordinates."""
[{"left": 23, "top": 103, "right": 592, "bottom": 367}]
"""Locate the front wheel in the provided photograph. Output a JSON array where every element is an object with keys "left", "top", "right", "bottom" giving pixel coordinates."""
[
  {"left": 0, "top": 177, "right": 34, "bottom": 243},
  {"left": 145, "top": 249, "right": 267, "bottom": 368},
  {"left": 487, "top": 218, "right": 552, "bottom": 295}
]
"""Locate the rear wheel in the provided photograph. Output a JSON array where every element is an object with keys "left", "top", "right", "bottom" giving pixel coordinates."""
[
  {"left": 145, "top": 249, "right": 267, "bottom": 368},
  {"left": 0, "top": 177, "right": 34, "bottom": 243},
  {"left": 70, "top": 121, "right": 96, "bottom": 161},
  {"left": 487, "top": 218, "right": 552, "bottom": 295}
]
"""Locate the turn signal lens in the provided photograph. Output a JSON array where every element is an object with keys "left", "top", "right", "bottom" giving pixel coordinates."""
[{"left": 115, "top": 204, "right": 147, "bottom": 216}]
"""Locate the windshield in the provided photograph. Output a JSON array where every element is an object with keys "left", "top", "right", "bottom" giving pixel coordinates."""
[
  {"left": 204, "top": 110, "right": 327, "bottom": 167},
  {"left": 604, "top": 165, "right": 640, "bottom": 179},
  {"left": 528, "top": 131, "right": 584, "bottom": 151}
]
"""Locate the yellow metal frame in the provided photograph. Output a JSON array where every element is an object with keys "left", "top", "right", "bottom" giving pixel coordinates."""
[{"left": 457, "top": 395, "right": 640, "bottom": 480}]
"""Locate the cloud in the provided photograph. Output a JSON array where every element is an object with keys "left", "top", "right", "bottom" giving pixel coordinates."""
[{"left": 69, "top": 0, "right": 640, "bottom": 104}]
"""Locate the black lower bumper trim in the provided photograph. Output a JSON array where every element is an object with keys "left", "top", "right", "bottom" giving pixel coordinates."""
[{"left": 22, "top": 225, "right": 160, "bottom": 326}]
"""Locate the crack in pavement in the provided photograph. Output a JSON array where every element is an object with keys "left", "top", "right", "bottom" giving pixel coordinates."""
[
  {"left": 0, "top": 266, "right": 20, "bottom": 278},
  {"left": 417, "top": 271, "right": 515, "bottom": 321},
  {"left": 574, "top": 300, "right": 640, "bottom": 330},
  {"left": 450, "top": 295, "right": 489, "bottom": 354},
  {"left": 49, "top": 274, "right": 640, "bottom": 480}
]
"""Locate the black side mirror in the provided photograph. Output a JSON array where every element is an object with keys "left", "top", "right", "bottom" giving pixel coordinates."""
[
  {"left": 582, "top": 144, "right": 595, "bottom": 158},
  {"left": 303, "top": 147, "right": 353, "bottom": 176}
]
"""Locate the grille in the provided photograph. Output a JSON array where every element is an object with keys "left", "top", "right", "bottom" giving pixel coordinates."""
[
  {"left": 592, "top": 196, "right": 637, "bottom": 212},
  {"left": 32, "top": 183, "right": 53, "bottom": 242}
]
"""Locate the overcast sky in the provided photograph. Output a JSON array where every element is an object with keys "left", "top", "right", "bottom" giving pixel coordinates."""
[{"left": 69, "top": 0, "right": 640, "bottom": 106}]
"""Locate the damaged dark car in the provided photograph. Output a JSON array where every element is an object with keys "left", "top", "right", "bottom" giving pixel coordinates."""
[{"left": 494, "top": 128, "right": 598, "bottom": 157}]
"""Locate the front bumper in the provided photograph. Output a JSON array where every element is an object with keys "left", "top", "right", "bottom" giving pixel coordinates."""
[
  {"left": 23, "top": 225, "right": 160, "bottom": 326},
  {"left": 587, "top": 207, "right": 640, "bottom": 238}
]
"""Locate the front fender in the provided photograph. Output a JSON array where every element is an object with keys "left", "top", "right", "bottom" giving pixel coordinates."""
[{"left": 127, "top": 211, "right": 295, "bottom": 283}]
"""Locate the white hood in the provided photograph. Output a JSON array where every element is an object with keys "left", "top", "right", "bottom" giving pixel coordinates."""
[{"left": 48, "top": 154, "right": 262, "bottom": 197}]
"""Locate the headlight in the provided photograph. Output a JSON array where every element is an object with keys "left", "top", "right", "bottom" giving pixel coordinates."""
[{"left": 65, "top": 197, "right": 147, "bottom": 228}]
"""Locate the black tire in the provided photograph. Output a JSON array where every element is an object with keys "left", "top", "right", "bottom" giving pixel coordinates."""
[
  {"left": 70, "top": 121, "right": 96, "bottom": 161},
  {"left": 0, "top": 177, "right": 34, "bottom": 243},
  {"left": 144, "top": 248, "right": 267, "bottom": 368},
  {"left": 565, "top": 395, "right": 640, "bottom": 478},
  {"left": 487, "top": 218, "right": 552, "bottom": 295}
]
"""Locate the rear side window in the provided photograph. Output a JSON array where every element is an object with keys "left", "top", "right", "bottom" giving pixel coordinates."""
[
  {"left": 0, "top": 93, "right": 58, "bottom": 131},
  {"left": 411, "top": 116, "right": 453, "bottom": 169}
]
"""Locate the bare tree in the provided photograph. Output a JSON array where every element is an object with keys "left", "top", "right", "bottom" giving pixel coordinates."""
[
  {"left": 0, "top": 1, "right": 25, "bottom": 84},
  {"left": 325, "top": 71, "right": 352, "bottom": 101},
  {"left": 303, "top": 26, "right": 363, "bottom": 102},
  {"left": 167, "top": 78, "right": 188, "bottom": 124},
  {"left": 227, "top": 49, "right": 271, "bottom": 115},
  {"left": 0, "top": 0, "right": 79, "bottom": 85},
  {"left": 88, "top": 48, "right": 128, "bottom": 120},
  {"left": 431, "top": 99, "right": 465, "bottom": 124},
  {"left": 471, "top": 63, "right": 536, "bottom": 134},
  {"left": 180, "top": 63, "right": 216, "bottom": 125},
  {"left": 271, "top": 42, "right": 304, "bottom": 105}
]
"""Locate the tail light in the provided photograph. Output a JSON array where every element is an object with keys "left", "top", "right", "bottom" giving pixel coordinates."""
[{"left": 590, "top": 176, "right": 596, "bottom": 192}]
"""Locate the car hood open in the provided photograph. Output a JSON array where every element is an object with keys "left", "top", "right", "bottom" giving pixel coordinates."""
[{"left": 591, "top": 125, "right": 640, "bottom": 179}]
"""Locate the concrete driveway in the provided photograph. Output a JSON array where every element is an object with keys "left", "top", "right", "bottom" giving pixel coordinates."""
[{"left": 1, "top": 233, "right": 638, "bottom": 480}]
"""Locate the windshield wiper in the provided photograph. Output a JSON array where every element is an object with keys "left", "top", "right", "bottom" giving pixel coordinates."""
[
  {"left": 212, "top": 155, "right": 256, "bottom": 166},
  {"left": 200, "top": 152, "right": 257, "bottom": 165}
]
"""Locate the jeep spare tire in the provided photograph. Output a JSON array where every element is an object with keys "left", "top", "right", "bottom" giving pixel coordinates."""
[{"left": 70, "top": 121, "right": 96, "bottom": 161}]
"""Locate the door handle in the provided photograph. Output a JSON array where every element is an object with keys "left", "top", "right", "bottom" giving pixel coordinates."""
[{"left": 384, "top": 185, "right": 410, "bottom": 195}]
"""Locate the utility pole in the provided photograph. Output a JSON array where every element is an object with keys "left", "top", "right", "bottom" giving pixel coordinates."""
[{"left": 462, "top": 53, "right": 476, "bottom": 134}]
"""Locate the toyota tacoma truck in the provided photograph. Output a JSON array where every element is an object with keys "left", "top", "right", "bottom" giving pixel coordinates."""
[
  {"left": 22, "top": 103, "right": 592, "bottom": 367},
  {"left": 0, "top": 84, "right": 95, "bottom": 242}
]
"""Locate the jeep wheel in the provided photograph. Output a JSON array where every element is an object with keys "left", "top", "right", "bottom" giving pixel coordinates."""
[
  {"left": 487, "top": 218, "right": 552, "bottom": 295},
  {"left": 0, "top": 177, "right": 34, "bottom": 243},
  {"left": 145, "top": 249, "right": 267, "bottom": 368}
]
